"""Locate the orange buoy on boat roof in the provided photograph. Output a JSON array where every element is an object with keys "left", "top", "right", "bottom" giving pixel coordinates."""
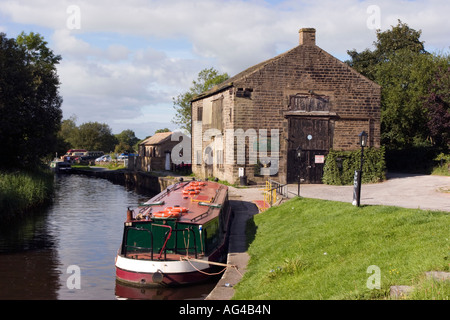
[
  {"left": 151, "top": 206, "right": 188, "bottom": 218},
  {"left": 153, "top": 211, "right": 179, "bottom": 218},
  {"left": 187, "top": 181, "right": 206, "bottom": 187},
  {"left": 164, "top": 206, "right": 187, "bottom": 214},
  {"left": 182, "top": 189, "right": 199, "bottom": 195}
]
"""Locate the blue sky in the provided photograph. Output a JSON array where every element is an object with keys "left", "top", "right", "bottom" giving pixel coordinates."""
[{"left": 1, "top": 0, "right": 449, "bottom": 139}]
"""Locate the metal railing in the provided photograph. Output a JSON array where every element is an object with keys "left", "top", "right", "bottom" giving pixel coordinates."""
[
  {"left": 262, "top": 180, "right": 289, "bottom": 209},
  {"left": 268, "top": 179, "right": 289, "bottom": 198},
  {"left": 123, "top": 227, "right": 154, "bottom": 260}
]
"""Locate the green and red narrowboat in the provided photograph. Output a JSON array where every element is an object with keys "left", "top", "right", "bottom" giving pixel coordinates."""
[{"left": 115, "top": 179, "right": 232, "bottom": 287}]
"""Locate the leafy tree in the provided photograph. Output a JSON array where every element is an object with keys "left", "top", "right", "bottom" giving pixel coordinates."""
[
  {"left": 115, "top": 129, "right": 139, "bottom": 153},
  {"left": 114, "top": 141, "right": 132, "bottom": 154},
  {"left": 75, "top": 122, "right": 117, "bottom": 152},
  {"left": 423, "top": 63, "right": 450, "bottom": 148},
  {"left": 375, "top": 49, "right": 437, "bottom": 148},
  {"left": 58, "top": 115, "right": 79, "bottom": 146},
  {"left": 345, "top": 20, "right": 448, "bottom": 149},
  {"left": 172, "top": 67, "right": 229, "bottom": 133},
  {"left": 346, "top": 20, "right": 426, "bottom": 81},
  {"left": 155, "top": 128, "right": 170, "bottom": 133},
  {"left": 0, "top": 32, "right": 62, "bottom": 168}
]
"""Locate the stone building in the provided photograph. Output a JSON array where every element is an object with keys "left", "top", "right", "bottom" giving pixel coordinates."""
[
  {"left": 136, "top": 132, "right": 179, "bottom": 171},
  {"left": 191, "top": 28, "right": 381, "bottom": 184}
]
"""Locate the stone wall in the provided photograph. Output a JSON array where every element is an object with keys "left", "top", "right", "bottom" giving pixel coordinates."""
[{"left": 71, "top": 168, "right": 174, "bottom": 195}]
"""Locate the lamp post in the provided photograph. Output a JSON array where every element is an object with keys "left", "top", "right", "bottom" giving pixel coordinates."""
[
  {"left": 296, "top": 146, "right": 302, "bottom": 197},
  {"left": 355, "top": 131, "right": 368, "bottom": 207}
]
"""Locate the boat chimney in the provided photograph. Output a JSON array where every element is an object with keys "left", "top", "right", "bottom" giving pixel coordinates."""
[{"left": 126, "top": 207, "right": 133, "bottom": 222}]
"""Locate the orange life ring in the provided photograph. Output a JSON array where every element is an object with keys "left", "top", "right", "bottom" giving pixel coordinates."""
[
  {"left": 187, "top": 181, "right": 205, "bottom": 188},
  {"left": 153, "top": 210, "right": 180, "bottom": 219},
  {"left": 182, "top": 189, "right": 199, "bottom": 195},
  {"left": 164, "top": 206, "right": 187, "bottom": 214}
]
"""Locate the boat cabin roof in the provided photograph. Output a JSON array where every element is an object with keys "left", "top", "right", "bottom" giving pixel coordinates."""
[{"left": 131, "top": 180, "right": 228, "bottom": 225}]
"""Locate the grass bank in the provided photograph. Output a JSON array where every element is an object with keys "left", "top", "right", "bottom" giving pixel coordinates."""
[
  {"left": 0, "top": 168, "right": 54, "bottom": 222},
  {"left": 233, "top": 197, "right": 449, "bottom": 300}
]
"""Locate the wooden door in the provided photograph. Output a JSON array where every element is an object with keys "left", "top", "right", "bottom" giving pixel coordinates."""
[{"left": 287, "top": 118, "right": 330, "bottom": 184}]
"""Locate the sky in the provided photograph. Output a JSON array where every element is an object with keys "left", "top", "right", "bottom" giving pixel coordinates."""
[{"left": 1, "top": 0, "right": 449, "bottom": 139}]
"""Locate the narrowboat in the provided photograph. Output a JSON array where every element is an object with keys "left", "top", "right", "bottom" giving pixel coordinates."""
[
  {"left": 115, "top": 179, "right": 232, "bottom": 287},
  {"left": 49, "top": 159, "right": 72, "bottom": 172}
]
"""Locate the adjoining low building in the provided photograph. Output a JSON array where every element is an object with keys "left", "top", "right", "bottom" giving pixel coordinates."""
[
  {"left": 131, "top": 131, "right": 191, "bottom": 172},
  {"left": 191, "top": 28, "right": 381, "bottom": 185},
  {"left": 137, "top": 132, "right": 177, "bottom": 171}
]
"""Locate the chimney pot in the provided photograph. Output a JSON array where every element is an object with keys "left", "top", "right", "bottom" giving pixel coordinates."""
[{"left": 299, "top": 28, "right": 316, "bottom": 46}]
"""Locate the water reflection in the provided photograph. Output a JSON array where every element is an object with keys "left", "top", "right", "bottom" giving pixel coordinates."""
[
  {"left": 0, "top": 200, "right": 60, "bottom": 299},
  {"left": 0, "top": 174, "right": 219, "bottom": 300},
  {"left": 115, "top": 278, "right": 220, "bottom": 300}
]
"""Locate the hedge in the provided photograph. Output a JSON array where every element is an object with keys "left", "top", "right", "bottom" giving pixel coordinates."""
[{"left": 322, "top": 147, "right": 386, "bottom": 185}]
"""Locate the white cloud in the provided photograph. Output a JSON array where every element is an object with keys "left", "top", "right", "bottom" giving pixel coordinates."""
[{"left": 1, "top": 0, "right": 449, "bottom": 139}]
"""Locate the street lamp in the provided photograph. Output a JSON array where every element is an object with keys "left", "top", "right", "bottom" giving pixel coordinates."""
[
  {"left": 359, "top": 130, "right": 368, "bottom": 148},
  {"left": 296, "top": 146, "right": 302, "bottom": 197},
  {"left": 354, "top": 131, "right": 368, "bottom": 206}
]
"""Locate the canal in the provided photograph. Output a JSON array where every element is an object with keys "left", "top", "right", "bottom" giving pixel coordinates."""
[{"left": 0, "top": 174, "right": 218, "bottom": 300}]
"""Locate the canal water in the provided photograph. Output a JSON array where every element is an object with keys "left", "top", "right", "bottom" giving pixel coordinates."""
[{"left": 0, "top": 174, "right": 218, "bottom": 300}]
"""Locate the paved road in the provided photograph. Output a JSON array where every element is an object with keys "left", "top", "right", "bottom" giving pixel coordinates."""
[{"left": 286, "top": 173, "right": 450, "bottom": 212}]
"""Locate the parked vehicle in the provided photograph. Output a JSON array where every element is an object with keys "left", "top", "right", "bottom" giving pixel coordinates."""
[
  {"left": 117, "top": 153, "right": 138, "bottom": 160},
  {"left": 80, "top": 151, "right": 104, "bottom": 161},
  {"left": 61, "top": 149, "right": 87, "bottom": 162},
  {"left": 95, "top": 155, "right": 112, "bottom": 162}
]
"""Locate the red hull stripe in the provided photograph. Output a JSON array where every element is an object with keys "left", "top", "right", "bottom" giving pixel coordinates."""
[{"left": 116, "top": 267, "right": 214, "bottom": 287}]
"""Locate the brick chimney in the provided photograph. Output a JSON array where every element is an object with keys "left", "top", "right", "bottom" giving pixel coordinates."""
[{"left": 299, "top": 28, "right": 316, "bottom": 46}]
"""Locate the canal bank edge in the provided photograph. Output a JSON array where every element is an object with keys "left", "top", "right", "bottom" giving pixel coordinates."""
[
  {"left": 70, "top": 168, "right": 175, "bottom": 194},
  {"left": 205, "top": 187, "right": 263, "bottom": 300}
]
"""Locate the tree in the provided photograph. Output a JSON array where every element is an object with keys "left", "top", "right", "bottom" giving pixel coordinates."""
[
  {"left": 155, "top": 128, "right": 170, "bottom": 133},
  {"left": 0, "top": 32, "right": 62, "bottom": 168},
  {"left": 375, "top": 49, "right": 440, "bottom": 148},
  {"left": 423, "top": 62, "right": 450, "bottom": 148},
  {"left": 172, "top": 67, "right": 229, "bottom": 133},
  {"left": 345, "top": 21, "right": 439, "bottom": 149},
  {"left": 76, "top": 122, "right": 117, "bottom": 152},
  {"left": 346, "top": 20, "right": 426, "bottom": 81},
  {"left": 114, "top": 129, "right": 140, "bottom": 153},
  {"left": 58, "top": 115, "right": 79, "bottom": 146}
]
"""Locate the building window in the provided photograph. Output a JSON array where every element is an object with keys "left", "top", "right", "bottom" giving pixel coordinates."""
[
  {"left": 197, "top": 107, "right": 203, "bottom": 121},
  {"left": 211, "top": 97, "right": 223, "bottom": 131},
  {"left": 203, "top": 101, "right": 212, "bottom": 125},
  {"left": 236, "top": 88, "right": 253, "bottom": 98}
]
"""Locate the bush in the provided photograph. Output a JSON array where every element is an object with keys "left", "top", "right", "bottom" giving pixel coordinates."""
[
  {"left": 322, "top": 147, "right": 386, "bottom": 185},
  {"left": 432, "top": 153, "right": 450, "bottom": 176},
  {"left": 0, "top": 168, "right": 54, "bottom": 221}
]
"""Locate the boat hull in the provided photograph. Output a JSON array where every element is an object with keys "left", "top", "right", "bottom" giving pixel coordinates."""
[
  {"left": 115, "top": 244, "right": 227, "bottom": 287},
  {"left": 116, "top": 263, "right": 213, "bottom": 287}
]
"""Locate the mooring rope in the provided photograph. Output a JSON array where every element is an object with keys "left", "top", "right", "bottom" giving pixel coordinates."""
[{"left": 181, "top": 257, "right": 243, "bottom": 277}]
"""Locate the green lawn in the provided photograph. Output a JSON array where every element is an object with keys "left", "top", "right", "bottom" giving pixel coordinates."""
[{"left": 233, "top": 197, "right": 449, "bottom": 300}]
